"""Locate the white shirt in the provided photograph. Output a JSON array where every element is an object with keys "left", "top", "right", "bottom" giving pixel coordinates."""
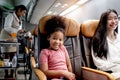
[
  {"left": 4, "top": 12, "right": 22, "bottom": 34},
  {"left": 92, "top": 34, "right": 120, "bottom": 79}
]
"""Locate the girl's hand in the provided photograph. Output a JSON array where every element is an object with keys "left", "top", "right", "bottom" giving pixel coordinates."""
[{"left": 63, "top": 71, "right": 76, "bottom": 80}]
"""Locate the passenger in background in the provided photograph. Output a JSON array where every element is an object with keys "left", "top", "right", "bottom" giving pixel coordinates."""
[
  {"left": 39, "top": 16, "right": 76, "bottom": 80},
  {"left": 0, "top": 5, "right": 27, "bottom": 78},
  {"left": 92, "top": 9, "right": 120, "bottom": 80}
]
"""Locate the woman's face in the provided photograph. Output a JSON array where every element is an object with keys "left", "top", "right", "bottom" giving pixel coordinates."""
[
  {"left": 107, "top": 12, "right": 119, "bottom": 31},
  {"left": 17, "top": 9, "right": 26, "bottom": 17},
  {"left": 48, "top": 31, "right": 64, "bottom": 50}
]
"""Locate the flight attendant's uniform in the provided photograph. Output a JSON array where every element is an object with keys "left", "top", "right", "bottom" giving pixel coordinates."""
[{"left": 0, "top": 12, "right": 22, "bottom": 52}]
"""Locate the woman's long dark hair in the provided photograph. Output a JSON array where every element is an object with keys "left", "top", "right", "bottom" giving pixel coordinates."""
[{"left": 92, "top": 9, "right": 118, "bottom": 59}]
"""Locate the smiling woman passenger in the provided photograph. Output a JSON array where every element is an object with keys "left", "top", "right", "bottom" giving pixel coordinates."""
[{"left": 92, "top": 9, "right": 120, "bottom": 80}]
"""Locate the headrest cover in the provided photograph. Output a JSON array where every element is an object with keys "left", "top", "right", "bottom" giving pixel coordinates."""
[
  {"left": 81, "top": 20, "right": 99, "bottom": 37},
  {"left": 39, "top": 15, "right": 80, "bottom": 36}
]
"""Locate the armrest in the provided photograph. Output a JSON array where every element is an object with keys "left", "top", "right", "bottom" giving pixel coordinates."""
[
  {"left": 82, "top": 67, "right": 115, "bottom": 80},
  {"left": 31, "top": 56, "right": 36, "bottom": 68},
  {"left": 31, "top": 56, "right": 47, "bottom": 80},
  {"left": 34, "top": 68, "right": 47, "bottom": 80},
  {"left": 25, "top": 46, "right": 29, "bottom": 54}
]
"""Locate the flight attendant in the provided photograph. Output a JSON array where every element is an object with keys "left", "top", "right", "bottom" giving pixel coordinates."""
[
  {"left": 0, "top": 5, "right": 27, "bottom": 78},
  {"left": 1, "top": 5, "right": 27, "bottom": 42}
]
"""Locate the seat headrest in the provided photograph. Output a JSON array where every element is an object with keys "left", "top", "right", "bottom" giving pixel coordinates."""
[
  {"left": 81, "top": 20, "right": 99, "bottom": 37},
  {"left": 39, "top": 15, "right": 80, "bottom": 36},
  {"left": 31, "top": 25, "right": 38, "bottom": 36}
]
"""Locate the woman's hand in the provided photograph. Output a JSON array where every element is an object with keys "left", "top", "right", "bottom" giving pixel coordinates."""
[{"left": 18, "top": 29, "right": 26, "bottom": 33}]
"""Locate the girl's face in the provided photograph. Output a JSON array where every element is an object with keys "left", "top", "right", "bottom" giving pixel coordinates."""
[
  {"left": 48, "top": 31, "right": 64, "bottom": 50},
  {"left": 107, "top": 12, "right": 118, "bottom": 31}
]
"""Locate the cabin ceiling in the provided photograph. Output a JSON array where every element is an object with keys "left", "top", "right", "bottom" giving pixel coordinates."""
[{"left": 30, "top": 0, "right": 79, "bottom": 24}]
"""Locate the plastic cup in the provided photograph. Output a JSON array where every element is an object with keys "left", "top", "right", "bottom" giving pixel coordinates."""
[{"left": 11, "top": 32, "right": 17, "bottom": 38}]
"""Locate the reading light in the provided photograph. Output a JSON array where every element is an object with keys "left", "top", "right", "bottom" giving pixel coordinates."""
[
  {"left": 60, "top": 0, "right": 89, "bottom": 16},
  {"left": 60, "top": 5, "right": 78, "bottom": 15}
]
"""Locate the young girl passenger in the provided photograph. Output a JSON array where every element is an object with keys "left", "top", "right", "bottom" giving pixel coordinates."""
[{"left": 39, "top": 16, "right": 76, "bottom": 80}]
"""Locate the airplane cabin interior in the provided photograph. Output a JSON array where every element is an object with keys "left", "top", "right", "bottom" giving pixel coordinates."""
[{"left": 0, "top": 0, "right": 120, "bottom": 80}]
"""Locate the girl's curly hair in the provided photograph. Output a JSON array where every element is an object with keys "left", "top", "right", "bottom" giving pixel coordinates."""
[{"left": 44, "top": 15, "right": 66, "bottom": 36}]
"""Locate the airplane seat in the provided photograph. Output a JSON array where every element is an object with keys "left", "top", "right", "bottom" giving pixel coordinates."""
[
  {"left": 80, "top": 20, "right": 99, "bottom": 68},
  {"left": 80, "top": 20, "right": 115, "bottom": 80},
  {"left": 38, "top": 15, "right": 82, "bottom": 80},
  {"left": 31, "top": 25, "right": 39, "bottom": 62}
]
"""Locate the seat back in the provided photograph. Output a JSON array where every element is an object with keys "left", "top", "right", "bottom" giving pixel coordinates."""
[
  {"left": 80, "top": 20, "right": 99, "bottom": 68},
  {"left": 38, "top": 15, "right": 82, "bottom": 79},
  {"left": 80, "top": 20, "right": 116, "bottom": 80}
]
